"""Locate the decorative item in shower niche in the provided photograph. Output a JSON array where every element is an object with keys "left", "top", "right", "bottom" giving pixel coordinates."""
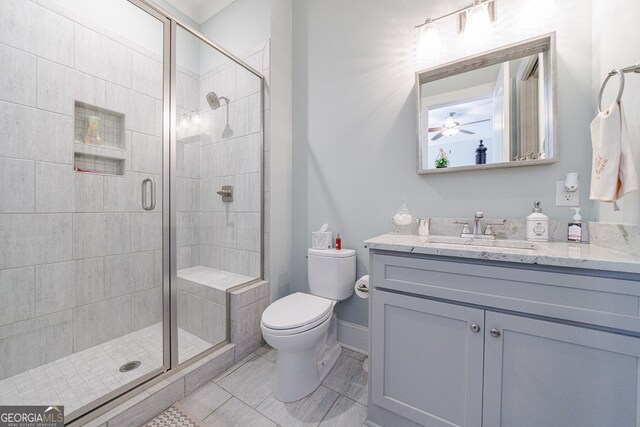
[
  {"left": 84, "top": 115, "right": 103, "bottom": 145},
  {"left": 435, "top": 148, "right": 449, "bottom": 168},
  {"left": 391, "top": 200, "right": 414, "bottom": 234}
]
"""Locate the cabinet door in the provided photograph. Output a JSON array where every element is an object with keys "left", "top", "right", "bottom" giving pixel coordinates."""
[
  {"left": 371, "top": 290, "right": 485, "bottom": 427},
  {"left": 483, "top": 312, "right": 640, "bottom": 427}
]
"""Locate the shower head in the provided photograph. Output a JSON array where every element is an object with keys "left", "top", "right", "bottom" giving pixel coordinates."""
[{"left": 206, "top": 91, "right": 230, "bottom": 110}]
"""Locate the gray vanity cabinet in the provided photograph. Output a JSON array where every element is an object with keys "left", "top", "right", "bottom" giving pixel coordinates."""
[
  {"left": 370, "top": 291, "right": 485, "bottom": 427},
  {"left": 367, "top": 252, "right": 640, "bottom": 427},
  {"left": 482, "top": 312, "right": 640, "bottom": 427}
]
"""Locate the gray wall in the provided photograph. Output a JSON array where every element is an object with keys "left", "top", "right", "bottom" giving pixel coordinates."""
[
  {"left": 267, "top": 0, "right": 294, "bottom": 301},
  {"left": 292, "top": 0, "right": 596, "bottom": 327}
]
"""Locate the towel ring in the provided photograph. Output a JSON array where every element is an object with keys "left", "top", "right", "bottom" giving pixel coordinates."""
[{"left": 597, "top": 69, "right": 625, "bottom": 113}]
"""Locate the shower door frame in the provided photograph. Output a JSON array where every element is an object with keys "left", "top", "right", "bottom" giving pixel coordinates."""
[
  {"left": 156, "top": 1, "right": 267, "bottom": 369},
  {"left": 67, "top": 0, "right": 265, "bottom": 423}
]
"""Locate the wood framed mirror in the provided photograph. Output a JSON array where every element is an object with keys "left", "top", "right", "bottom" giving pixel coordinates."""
[{"left": 417, "top": 33, "right": 557, "bottom": 174}]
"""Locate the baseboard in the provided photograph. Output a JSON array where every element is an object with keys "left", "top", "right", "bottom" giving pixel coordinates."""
[{"left": 337, "top": 319, "right": 369, "bottom": 355}]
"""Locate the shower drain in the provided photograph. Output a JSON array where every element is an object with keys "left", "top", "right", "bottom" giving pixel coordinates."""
[{"left": 119, "top": 361, "right": 142, "bottom": 373}]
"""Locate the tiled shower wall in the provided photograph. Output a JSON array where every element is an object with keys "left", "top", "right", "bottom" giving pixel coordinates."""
[
  {"left": 175, "top": 67, "right": 203, "bottom": 270},
  {"left": 0, "top": 0, "right": 165, "bottom": 380},
  {"left": 176, "top": 43, "right": 267, "bottom": 279}
]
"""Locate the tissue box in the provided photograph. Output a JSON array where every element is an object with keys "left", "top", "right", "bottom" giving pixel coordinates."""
[{"left": 312, "top": 231, "right": 332, "bottom": 249}]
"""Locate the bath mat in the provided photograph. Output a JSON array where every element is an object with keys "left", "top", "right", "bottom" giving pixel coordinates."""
[{"left": 144, "top": 403, "right": 202, "bottom": 427}]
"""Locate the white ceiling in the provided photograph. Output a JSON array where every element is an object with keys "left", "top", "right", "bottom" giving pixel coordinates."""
[{"left": 165, "top": 0, "right": 237, "bottom": 24}]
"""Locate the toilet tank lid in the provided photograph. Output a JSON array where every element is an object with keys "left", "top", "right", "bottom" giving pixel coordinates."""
[
  {"left": 308, "top": 248, "right": 355, "bottom": 258},
  {"left": 262, "top": 292, "right": 333, "bottom": 330}
]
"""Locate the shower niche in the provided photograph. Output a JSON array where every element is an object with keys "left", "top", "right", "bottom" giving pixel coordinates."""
[{"left": 73, "top": 101, "right": 126, "bottom": 176}]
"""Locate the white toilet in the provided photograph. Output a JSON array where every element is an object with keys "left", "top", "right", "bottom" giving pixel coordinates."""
[{"left": 261, "top": 248, "right": 356, "bottom": 402}]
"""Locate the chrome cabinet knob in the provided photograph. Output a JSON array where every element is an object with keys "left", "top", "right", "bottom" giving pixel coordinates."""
[
  {"left": 471, "top": 324, "right": 481, "bottom": 333},
  {"left": 490, "top": 328, "right": 501, "bottom": 338}
]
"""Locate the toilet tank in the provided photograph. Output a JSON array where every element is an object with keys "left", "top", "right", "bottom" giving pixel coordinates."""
[{"left": 308, "top": 248, "right": 356, "bottom": 301}]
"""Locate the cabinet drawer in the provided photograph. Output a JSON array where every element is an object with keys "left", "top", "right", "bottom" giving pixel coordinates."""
[{"left": 371, "top": 252, "right": 640, "bottom": 333}]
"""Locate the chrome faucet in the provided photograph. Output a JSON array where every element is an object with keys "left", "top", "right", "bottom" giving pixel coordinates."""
[
  {"left": 454, "top": 212, "right": 506, "bottom": 240},
  {"left": 471, "top": 211, "right": 483, "bottom": 235}
]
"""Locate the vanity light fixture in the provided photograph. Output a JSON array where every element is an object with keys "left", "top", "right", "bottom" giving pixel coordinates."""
[
  {"left": 416, "top": 18, "right": 436, "bottom": 61},
  {"left": 461, "top": 0, "right": 494, "bottom": 34},
  {"left": 416, "top": 0, "right": 496, "bottom": 49}
]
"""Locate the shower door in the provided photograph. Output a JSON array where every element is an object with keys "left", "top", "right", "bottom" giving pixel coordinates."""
[
  {"left": 0, "top": 0, "right": 169, "bottom": 420},
  {"left": 172, "top": 23, "right": 264, "bottom": 364}
]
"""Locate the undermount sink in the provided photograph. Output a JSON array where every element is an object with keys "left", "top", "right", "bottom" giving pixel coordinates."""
[{"left": 426, "top": 235, "right": 540, "bottom": 252}]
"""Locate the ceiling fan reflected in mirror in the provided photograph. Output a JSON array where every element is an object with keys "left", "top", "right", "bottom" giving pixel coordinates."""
[{"left": 429, "top": 112, "right": 490, "bottom": 141}]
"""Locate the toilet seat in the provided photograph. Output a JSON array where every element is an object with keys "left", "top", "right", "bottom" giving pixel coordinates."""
[
  {"left": 262, "top": 310, "right": 332, "bottom": 336},
  {"left": 261, "top": 292, "right": 334, "bottom": 336}
]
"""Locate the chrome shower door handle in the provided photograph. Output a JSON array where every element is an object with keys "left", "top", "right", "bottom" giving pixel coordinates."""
[
  {"left": 149, "top": 178, "right": 156, "bottom": 210},
  {"left": 142, "top": 178, "right": 156, "bottom": 211}
]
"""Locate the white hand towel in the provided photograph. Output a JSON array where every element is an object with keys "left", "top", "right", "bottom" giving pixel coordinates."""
[{"left": 590, "top": 101, "right": 639, "bottom": 203}]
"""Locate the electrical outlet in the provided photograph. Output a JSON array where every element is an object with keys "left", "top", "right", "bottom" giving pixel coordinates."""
[{"left": 556, "top": 181, "right": 580, "bottom": 207}]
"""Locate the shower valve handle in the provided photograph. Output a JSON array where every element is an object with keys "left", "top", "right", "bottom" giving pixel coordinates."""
[{"left": 217, "top": 185, "right": 233, "bottom": 202}]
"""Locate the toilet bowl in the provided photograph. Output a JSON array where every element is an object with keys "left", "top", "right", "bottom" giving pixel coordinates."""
[
  {"left": 261, "top": 248, "right": 356, "bottom": 402},
  {"left": 261, "top": 293, "right": 340, "bottom": 402}
]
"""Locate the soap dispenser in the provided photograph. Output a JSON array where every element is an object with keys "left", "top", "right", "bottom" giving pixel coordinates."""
[
  {"left": 568, "top": 208, "right": 582, "bottom": 242},
  {"left": 526, "top": 201, "right": 549, "bottom": 241}
]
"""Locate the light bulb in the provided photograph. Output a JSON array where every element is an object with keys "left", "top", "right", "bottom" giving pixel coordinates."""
[
  {"left": 465, "top": 1, "right": 491, "bottom": 35},
  {"left": 179, "top": 116, "right": 190, "bottom": 129},
  {"left": 444, "top": 115, "right": 456, "bottom": 128},
  {"left": 416, "top": 20, "right": 438, "bottom": 68},
  {"left": 191, "top": 113, "right": 201, "bottom": 125},
  {"left": 442, "top": 128, "right": 460, "bottom": 137}
]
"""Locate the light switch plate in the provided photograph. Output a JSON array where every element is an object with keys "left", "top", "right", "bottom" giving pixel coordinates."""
[{"left": 556, "top": 181, "right": 580, "bottom": 207}]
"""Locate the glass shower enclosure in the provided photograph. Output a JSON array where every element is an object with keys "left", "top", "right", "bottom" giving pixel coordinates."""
[{"left": 0, "top": 0, "right": 263, "bottom": 422}]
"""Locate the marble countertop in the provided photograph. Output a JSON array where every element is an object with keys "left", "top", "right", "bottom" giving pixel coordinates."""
[{"left": 364, "top": 233, "right": 640, "bottom": 275}]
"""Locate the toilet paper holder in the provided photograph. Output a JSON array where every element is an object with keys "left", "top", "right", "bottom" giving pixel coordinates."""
[
  {"left": 356, "top": 283, "right": 369, "bottom": 293},
  {"left": 355, "top": 275, "right": 370, "bottom": 299}
]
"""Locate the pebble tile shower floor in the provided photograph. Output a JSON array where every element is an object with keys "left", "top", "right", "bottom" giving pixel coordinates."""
[
  {"left": 173, "top": 345, "right": 369, "bottom": 426},
  {"left": 0, "top": 323, "right": 210, "bottom": 414}
]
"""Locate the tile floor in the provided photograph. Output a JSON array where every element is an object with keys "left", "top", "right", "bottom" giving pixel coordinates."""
[
  {"left": 0, "top": 323, "right": 211, "bottom": 414},
  {"left": 178, "top": 345, "right": 369, "bottom": 426}
]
